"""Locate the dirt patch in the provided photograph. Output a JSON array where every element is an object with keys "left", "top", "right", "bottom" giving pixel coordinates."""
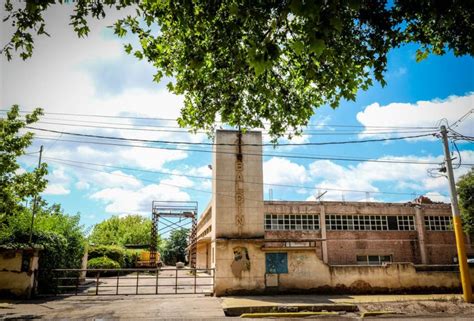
[{"left": 359, "top": 297, "right": 474, "bottom": 317}]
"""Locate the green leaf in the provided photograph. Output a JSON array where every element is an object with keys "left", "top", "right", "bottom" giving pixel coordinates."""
[
  {"left": 330, "top": 17, "right": 342, "bottom": 32},
  {"left": 415, "top": 49, "right": 429, "bottom": 62},
  {"left": 291, "top": 40, "right": 305, "bottom": 55},
  {"left": 124, "top": 43, "right": 133, "bottom": 54},
  {"left": 309, "top": 38, "right": 326, "bottom": 56}
]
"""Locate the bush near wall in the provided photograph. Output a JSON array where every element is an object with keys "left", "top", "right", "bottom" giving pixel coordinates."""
[
  {"left": 2, "top": 229, "right": 84, "bottom": 294},
  {"left": 87, "top": 257, "right": 121, "bottom": 269},
  {"left": 88, "top": 245, "right": 125, "bottom": 266},
  {"left": 88, "top": 245, "right": 140, "bottom": 268}
]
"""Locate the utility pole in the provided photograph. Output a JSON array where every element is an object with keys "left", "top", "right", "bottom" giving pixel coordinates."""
[
  {"left": 28, "top": 145, "right": 43, "bottom": 244},
  {"left": 440, "top": 125, "right": 472, "bottom": 303}
]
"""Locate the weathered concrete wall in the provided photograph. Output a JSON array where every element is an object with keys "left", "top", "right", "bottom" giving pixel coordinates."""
[
  {"left": 216, "top": 243, "right": 473, "bottom": 295},
  {"left": 196, "top": 242, "right": 212, "bottom": 270},
  {"left": 214, "top": 240, "right": 266, "bottom": 296},
  {"left": 0, "top": 249, "right": 39, "bottom": 298},
  {"left": 212, "top": 130, "right": 264, "bottom": 239}
]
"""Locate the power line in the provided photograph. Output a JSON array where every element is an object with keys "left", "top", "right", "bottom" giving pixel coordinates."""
[
  {"left": 31, "top": 135, "right": 471, "bottom": 166},
  {"left": 26, "top": 126, "right": 437, "bottom": 147},
  {"left": 31, "top": 120, "right": 436, "bottom": 136},
  {"left": 0, "top": 109, "right": 438, "bottom": 129},
  {"left": 451, "top": 109, "right": 473, "bottom": 129},
  {"left": 39, "top": 155, "right": 435, "bottom": 196}
]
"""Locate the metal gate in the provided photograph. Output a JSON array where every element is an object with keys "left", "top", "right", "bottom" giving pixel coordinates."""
[{"left": 36, "top": 267, "right": 214, "bottom": 296}]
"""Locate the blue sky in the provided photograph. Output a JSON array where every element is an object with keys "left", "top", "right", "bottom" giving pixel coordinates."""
[{"left": 1, "top": 5, "right": 473, "bottom": 232}]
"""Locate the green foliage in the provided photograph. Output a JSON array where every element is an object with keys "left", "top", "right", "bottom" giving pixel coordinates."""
[
  {"left": 123, "top": 250, "right": 140, "bottom": 268},
  {"left": 88, "top": 245, "right": 140, "bottom": 268},
  {"left": 162, "top": 228, "right": 189, "bottom": 266},
  {"left": 87, "top": 256, "right": 121, "bottom": 269},
  {"left": 457, "top": 168, "right": 474, "bottom": 235},
  {"left": 0, "top": 205, "right": 85, "bottom": 293},
  {"left": 0, "top": 105, "right": 46, "bottom": 222},
  {"left": 89, "top": 215, "right": 157, "bottom": 247},
  {"left": 2, "top": 2, "right": 473, "bottom": 140},
  {"left": 88, "top": 245, "right": 125, "bottom": 266}
]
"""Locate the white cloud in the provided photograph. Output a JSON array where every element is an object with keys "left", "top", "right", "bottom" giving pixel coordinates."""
[
  {"left": 424, "top": 192, "right": 451, "bottom": 203},
  {"left": 44, "top": 184, "right": 70, "bottom": 195},
  {"left": 356, "top": 93, "right": 474, "bottom": 139},
  {"left": 263, "top": 157, "right": 308, "bottom": 185},
  {"left": 160, "top": 176, "right": 194, "bottom": 188},
  {"left": 119, "top": 146, "right": 188, "bottom": 170},
  {"left": 91, "top": 183, "right": 190, "bottom": 214},
  {"left": 42, "top": 166, "right": 72, "bottom": 196},
  {"left": 75, "top": 181, "right": 90, "bottom": 190},
  {"left": 89, "top": 170, "right": 143, "bottom": 189},
  {"left": 307, "top": 151, "right": 474, "bottom": 202},
  {"left": 187, "top": 165, "right": 212, "bottom": 177}
]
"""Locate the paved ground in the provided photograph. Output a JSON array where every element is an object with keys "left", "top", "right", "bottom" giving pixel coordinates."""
[
  {"left": 1, "top": 293, "right": 474, "bottom": 320},
  {"left": 0, "top": 294, "right": 225, "bottom": 320}
]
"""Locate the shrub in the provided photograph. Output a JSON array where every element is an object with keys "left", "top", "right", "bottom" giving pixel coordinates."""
[
  {"left": 88, "top": 245, "right": 125, "bottom": 266},
  {"left": 123, "top": 250, "right": 140, "bottom": 268},
  {"left": 2, "top": 228, "right": 84, "bottom": 295},
  {"left": 87, "top": 257, "right": 120, "bottom": 269}
]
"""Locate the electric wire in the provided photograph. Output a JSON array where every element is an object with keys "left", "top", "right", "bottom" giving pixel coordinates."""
[
  {"left": 26, "top": 126, "right": 437, "bottom": 147},
  {"left": 30, "top": 135, "right": 472, "bottom": 166},
  {"left": 38, "top": 155, "right": 435, "bottom": 196},
  {"left": 0, "top": 109, "right": 439, "bottom": 129},
  {"left": 31, "top": 120, "right": 437, "bottom": 136}
]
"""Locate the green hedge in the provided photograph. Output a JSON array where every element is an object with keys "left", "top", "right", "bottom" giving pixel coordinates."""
[
  {"left": 89, "top": 245, "right": 125, "bottom": 266},
  {"left": 87, "top": 256, "right": 121, "bottom": 269},
  {"left": 88, "top": 245, "right": 140, "bottom": 268}
]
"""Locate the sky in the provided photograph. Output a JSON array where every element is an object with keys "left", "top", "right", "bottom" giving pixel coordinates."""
[{"left": 1, "top": 3, "right": 473, "bottom": 232}]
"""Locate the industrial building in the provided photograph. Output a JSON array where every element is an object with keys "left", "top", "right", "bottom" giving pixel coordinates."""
[{"left": 193, "top": 130, "right": 473, "bottom": 295}]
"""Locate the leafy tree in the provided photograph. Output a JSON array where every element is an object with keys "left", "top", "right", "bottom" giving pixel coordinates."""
[
  {"left": 162, "top": 228, "right": 189, "bottom": 266},
  {"left": 2, "top": 1, "right": 473, "bottom": 140},
  {"left": 0, "top": 105, "right": 46, "bottom": 222},
  {"left": 457, "top": 168, "right": 474, "bottom": 235},
  {"left": 0, "top": 203, "right": 86, "bottom": 292},
  {"left": 89, "top": 214, "right": 158, "bottom": 247}
]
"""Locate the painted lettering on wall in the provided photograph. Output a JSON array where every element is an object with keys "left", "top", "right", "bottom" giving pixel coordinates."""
[{"left": 235, "top": 135, "right": 244, "bottom": 234}]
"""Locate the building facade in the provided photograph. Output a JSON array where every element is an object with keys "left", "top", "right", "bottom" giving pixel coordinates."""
[{"left": 194, "top": 130, "right": 473, "bottom": 295}]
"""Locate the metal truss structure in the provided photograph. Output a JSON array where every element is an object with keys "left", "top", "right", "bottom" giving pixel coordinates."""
[{"left": 150, "top": 201, "right": 198, "bottom": 267}]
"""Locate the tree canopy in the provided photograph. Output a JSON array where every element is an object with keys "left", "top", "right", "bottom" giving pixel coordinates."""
[
  {"left": 2, "top": 1, "right": 473, "bottom": 139},
  {"left": 89, "top": 214, "right": 157, "bottom": 247},
  {"left": 0, "top": 105, "right": 47, "bottom": 221},
  {"left": 161, "top": 228, "right": 189, "bottom": 265},
  {"left": 457, "top": 168, "right": 474, "bottom": 235}
]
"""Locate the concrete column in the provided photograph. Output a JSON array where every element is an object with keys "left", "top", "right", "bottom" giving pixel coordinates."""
[
  {"left": 320, "top": 204, "right": 328, "bottom": 264},
  {"left": 415, "top": 206, "right": 428, "bottom": 264}
]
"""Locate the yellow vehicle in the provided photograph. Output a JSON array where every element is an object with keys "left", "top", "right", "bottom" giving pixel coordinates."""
[{"left": 136, "top": 250, "right": 162, "bottom": 267}]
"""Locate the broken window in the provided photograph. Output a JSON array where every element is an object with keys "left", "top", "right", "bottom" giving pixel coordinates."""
[{"left": 264, "top": 214, "right": 320, "bottom": 231}]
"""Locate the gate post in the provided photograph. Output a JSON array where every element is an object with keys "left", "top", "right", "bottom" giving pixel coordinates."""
[
  {"left": 194, "top": 268, "right": 197, "bottom": 294},
  {"left": 175, "top": 269, "right": 178, "bottom": 294},
  {"left": 95, "top": 272, "right": 100, "bottom": 295}
]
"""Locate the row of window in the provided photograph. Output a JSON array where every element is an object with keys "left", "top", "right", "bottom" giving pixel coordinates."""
[
  {"left": 356, "top": 255, "right": 392, "bottom": 265},
  {"left": 265, "top": 214, "right": 320, "bottom": 231},
  {"left": 264, "top": 214, "right": 453, "bottom": 231},
  {"left": 327, "top": 215, "right": 415, "bottom": 231},
  {"left": 425, "top": 215, "right": 453, "bottom": 231}
]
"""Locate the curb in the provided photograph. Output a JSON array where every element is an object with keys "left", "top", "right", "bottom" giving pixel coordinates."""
[
  {"left": 223, "top": 303, "right": 358, "bottom": 317},
  {"left": 361, "top": 310, "right": 399, "bottom": 318},
  {"left": 241, "top": 311, "right": 339, "bottom": 318}
]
